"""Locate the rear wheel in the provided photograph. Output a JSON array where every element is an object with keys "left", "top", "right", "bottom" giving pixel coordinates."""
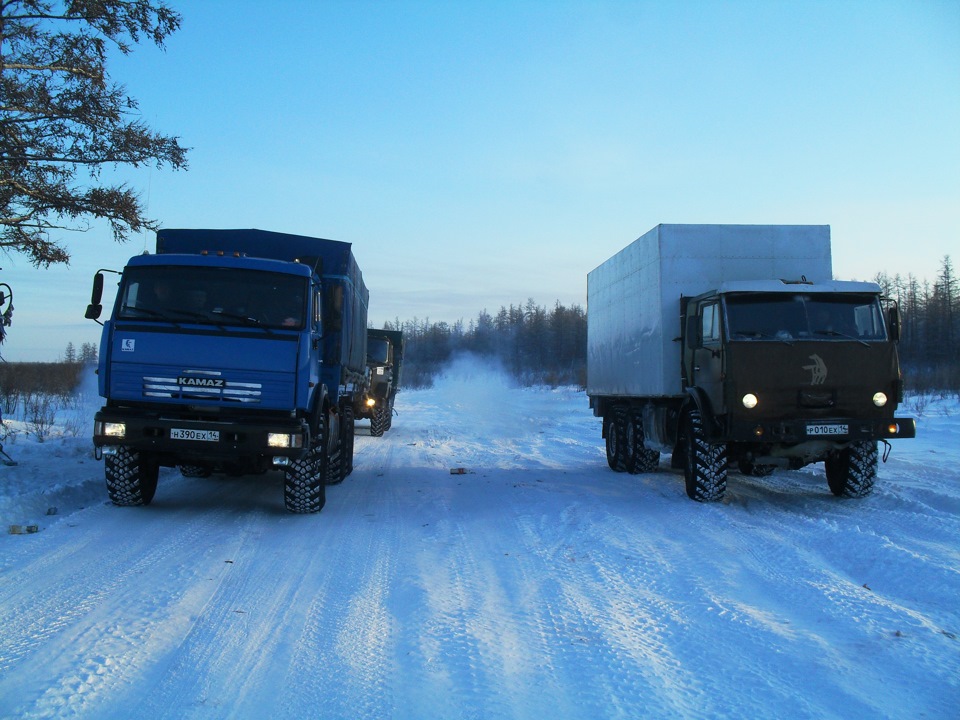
[
  {"left": 325, "top": 406, "right": 346, "bottom": 485},
  {"left": 105, "top": 447, "right": 159, "bottom": 506},
  {"left": 342, "top": 403, "right": 355, "bottom": 477},
  {"left": 605, "top": 407, "right": 627, "bottom": 472},
  {"left": 178, "top": 464, "right": 212, "bottom": 478},
  {"left": 683, "top": 410, "right": 727, "bottom": 502},
  {"left": 626, "top": 410, "right": 660, "bottom": 475},
  {"left": 738, "top": 459, "right": 775, "bottom": 477},
  {"left": 825, "top": 441, "right": 878, "bottom": 497}
]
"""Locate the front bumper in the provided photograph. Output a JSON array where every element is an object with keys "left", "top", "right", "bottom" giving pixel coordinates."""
[
  {"left": 93, "top": 407, "right": 311, "bottom": 462},
  {"left": 724, "top": 415, "right": 916, "bottom": 444}
]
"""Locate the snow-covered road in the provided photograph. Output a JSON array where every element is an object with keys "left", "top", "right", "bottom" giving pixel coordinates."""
[{"left": 1, "top": 363, "right": 958, "bottom": 719}]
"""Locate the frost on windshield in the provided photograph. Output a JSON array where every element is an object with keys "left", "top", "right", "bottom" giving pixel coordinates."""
[
  {"left": 724, "top": 294, "right": 886, "bottom": 342},
  {"left": 116, "top": 267, "right": 307, "bottom": 329}
]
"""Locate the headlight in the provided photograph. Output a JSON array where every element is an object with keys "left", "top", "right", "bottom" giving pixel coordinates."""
[
  {"left": 872, "top": 392, "right": 888, "bottom": 407},
  {"left": 268, "top": 432, "right": 304, "bottom": 449},
  {"left": 103, "top": 422, "right": 126, "bottom": 438},
  {"left": 742, "top": 393, "right": 759, "bottom": 409},
  {"left": 365, "top": 397, "right": 377, "bottom": 407}
]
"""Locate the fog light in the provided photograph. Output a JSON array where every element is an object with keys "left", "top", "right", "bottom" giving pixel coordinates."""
[
  {"left": 888, "top": 423, "right": 899, "bottom": 435},
  {"left": 873, "top": 392, "right": 888, "bottom": 407},
  {"left": 742, "top": 393, "right": 758, "bottom": 409},
  {"left": 753, "top": 426, "right": 764, "bottom": 438},
  {"left": 103, "top": 422, "right": 126, "bottom": 438}
]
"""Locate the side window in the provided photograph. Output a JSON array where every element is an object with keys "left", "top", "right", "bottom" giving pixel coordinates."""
[{"left": 701, "top": 302, "right": 721, "bottom": 344}]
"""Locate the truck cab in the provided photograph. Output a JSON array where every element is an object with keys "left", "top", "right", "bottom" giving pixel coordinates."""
[
  {"left": 679, "top": 279, "right": 914, "bottom": 494},
  {"left": 358, "top": 328, "right": 403, "bottom": 436}
]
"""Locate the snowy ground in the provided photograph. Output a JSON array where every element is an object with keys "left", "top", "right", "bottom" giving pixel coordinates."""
[{"left": 1, "top": 361, "right": 958, "bottom": 719}]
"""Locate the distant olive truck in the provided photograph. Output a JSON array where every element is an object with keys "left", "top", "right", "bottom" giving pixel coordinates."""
[
  {"left": 357, "top": 329, "right": 403, "bottom": 436},
  {"left": 586, "top": 224, "right": 915, "bottom": 501}
]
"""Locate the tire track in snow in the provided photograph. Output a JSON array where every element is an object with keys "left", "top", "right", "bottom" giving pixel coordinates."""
[
  {"left": 0, "top": 477, "right": 253, "bottom": 717},
  {"left": 273, "top": 435, "right": 398, "bottom": 718},
  {"left": 512, "top": 503, "right": 708, "bottom": 718},
  {"left": 128, "top": 517, "right": 322, "bottom": 717},
  {"left": 0, "top": 480, "right": 223, "bottom": 674}
]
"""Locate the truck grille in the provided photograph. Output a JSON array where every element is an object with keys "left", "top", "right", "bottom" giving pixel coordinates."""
[{"left": 142, "top": 375, "right": 262, "bottom": 404}]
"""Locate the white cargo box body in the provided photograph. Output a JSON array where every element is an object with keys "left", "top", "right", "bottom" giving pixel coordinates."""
[{"left": 586, "top": 224, "right": 833, "bottom": 398}]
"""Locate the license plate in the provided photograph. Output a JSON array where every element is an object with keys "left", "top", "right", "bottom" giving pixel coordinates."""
[
  {"left": 806, "top": 424, "right": 848, "bottom": 436},
  {"left": 170, "top": 428, "right": 220, "bottom": 442}
]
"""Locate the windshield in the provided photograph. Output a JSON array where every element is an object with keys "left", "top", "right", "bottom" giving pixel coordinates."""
[
  {"left": 367, "top": 338, "right": 390, "bottom": 364},
  {"left": 724, "top": 293, "right": 886, "bottom": 342},
  {"left": 116, "top": 266, "right": 308, "bottom": 330}
]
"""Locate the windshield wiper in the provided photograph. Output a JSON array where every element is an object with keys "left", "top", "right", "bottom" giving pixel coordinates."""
[
  {"left": 118, "top": 305, "right": 182, "bottom": 326},
  {"left": 731, "top": 330, "right": 794, "bottom": 345},
  {"left": 813, "top": 329, "right": 870, "bottom": 347},
  {"left": 208, "top": 309, "right": 280, "bottom": 334}
]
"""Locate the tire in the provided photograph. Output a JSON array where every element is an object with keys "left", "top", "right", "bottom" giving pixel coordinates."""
[
  {"left": 626, "top": 410, "right": 660, "bottom": 475},
  {"left": 284, "top": 442, "right": 326, "bottom": 513},
  {"left": 325, "top": 406, "right": 346, "bottom": 485},
  {"left": 683, "top": 410, "right": 727, "bottom": 502},
  {"left": 825, "top": 441, "right": 878, "bottom": 498},
  {"left": 384, "top": 400, "right": 394, "bottom": 431},
  {"left": 342, "top": 403, "right": 355, "bottom": 477},
  {"left": 738, "top": 459, "right": 775, "bottom": 477},
  {"left": 105, "top": 446, "right": 159, "bottom": 506},
  {"left": 178, "top": 464, "right": 212, "bottom": 478},
  {"left": 605, "top": 407, "right": 628, "bottom": 472},
  {"left": 370, "top": 404, "right": 387, "bottom": 438}
]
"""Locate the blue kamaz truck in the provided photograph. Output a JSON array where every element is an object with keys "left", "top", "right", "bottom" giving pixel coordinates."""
[{"left": 85, "top": 228, "right": 369, "bottom": 513}]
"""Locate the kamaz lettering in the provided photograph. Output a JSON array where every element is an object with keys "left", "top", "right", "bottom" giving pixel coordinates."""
[{"left": 178, "top": 377, "right": 225, "bottom": 388}]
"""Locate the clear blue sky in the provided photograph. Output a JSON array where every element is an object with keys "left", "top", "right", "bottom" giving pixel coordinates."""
[{"left": 3, "top": 0, "right": 958, "bottom": 361}]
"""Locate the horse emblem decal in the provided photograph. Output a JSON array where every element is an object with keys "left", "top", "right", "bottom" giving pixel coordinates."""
[{"left": 803, "top": 354, "right": 827, "bottom": 385}]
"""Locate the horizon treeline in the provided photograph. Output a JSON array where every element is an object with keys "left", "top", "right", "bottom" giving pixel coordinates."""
[
  {"left": 4, "top": 257, "right": 957, "bottom": 396},
  {"left": 386, "top": 256, "right": 960, "bottom": 393},
  {"left": 383, "top": 299, "right": 587, "bottom": 389},
  {"left": 875, "top": 255, "right": 960, "bottom": 392}
]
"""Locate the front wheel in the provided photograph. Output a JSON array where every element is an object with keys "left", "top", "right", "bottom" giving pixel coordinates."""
[
  {"left": 683, "top": 410, "right": 727, "bottom": 502},
  {"left": 105, "top": 446, "right": 159, "bottom": 506},
  {"left": 284, "top": 442, "right": 326, "bottom": 513},
  {"left": 825, "top": 441, "right": 878, "bottom": 498},
  {"left": 370, "top": 404, "right": 387, "bottom": 437}
]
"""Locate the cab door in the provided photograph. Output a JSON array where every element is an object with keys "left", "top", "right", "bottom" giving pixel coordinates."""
[{"left": 691, "top": 299, "right": 725, "bottom": 413}]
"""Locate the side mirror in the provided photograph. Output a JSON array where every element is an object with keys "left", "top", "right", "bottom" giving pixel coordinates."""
[
  {"left": 887, "top": 305, "right": 901, "bottom": 343},
  {"left": 85, "top": 272, "right": 105, "bottom": 321},
  {"left": 685, "top": 313, "right": 700, "bottom": 349}
]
